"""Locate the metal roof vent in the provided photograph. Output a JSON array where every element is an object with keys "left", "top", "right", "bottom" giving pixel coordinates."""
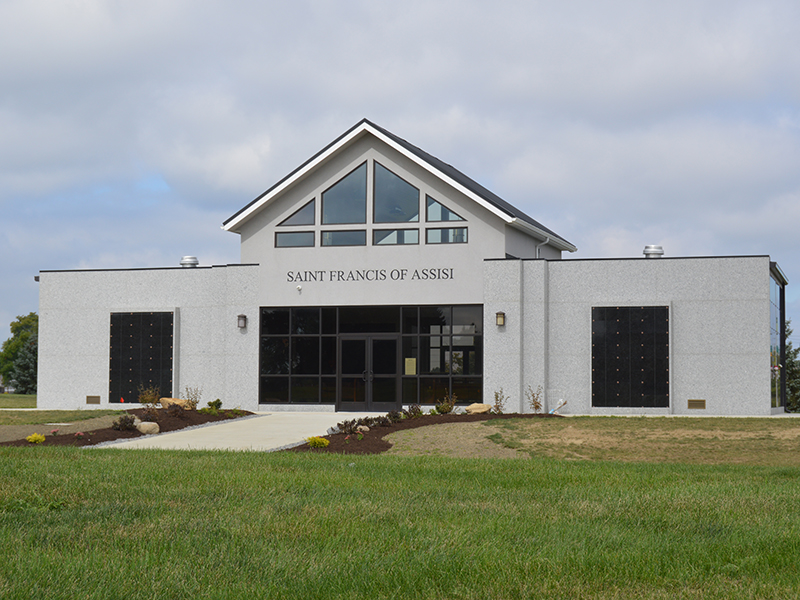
[
  {"left": 180, "top": 256, "right": 199, "bottom": 268},
  {"left": 643, "top": 245, "right": 664, "bottom": 259}
]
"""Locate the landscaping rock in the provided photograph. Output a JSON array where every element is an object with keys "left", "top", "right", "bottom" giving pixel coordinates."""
[
  {"left": 136, "top": 422, "right": 160, "bottom": 435},
  {"left": 159, "top": 397, "right": 190, "bottom": 410},
  {"left": 357, "top": 425, "right": 370, "bottom": 433},
  {"left": 465, "top": 403, "right": 491, "bottom": 414}
]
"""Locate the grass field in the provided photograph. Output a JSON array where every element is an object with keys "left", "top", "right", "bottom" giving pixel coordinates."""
[
  {"left": 1, "top": 446, "right": 799, "bottom": 599},
  {"left": 0, "top": 394, "right": 36, "bottom": 409},
  {"left": 0, "top": 409, "right": 123, "bottom": 426},
  {"left": 483, "top": 415, "right": 800, "bottom": 465}
]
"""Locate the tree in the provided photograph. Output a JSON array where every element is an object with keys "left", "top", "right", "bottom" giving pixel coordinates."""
[
  {"left": 0, "top": 313, "right": 38, "bottom": 387},
  {"left": 786, "top": 319, "right": 800, "bottom": 412},
  {"left": 10, "top": 333, "right": 37, "bottom": 394}
]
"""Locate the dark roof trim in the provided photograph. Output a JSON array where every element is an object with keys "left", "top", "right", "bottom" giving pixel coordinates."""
[
  {"left": 39, "top": 264, "right": 259, "bottom": 274},
  {"left": 365, "top": 120, "right": 574, "bottom": 249},
  {"left": 771, "top": 262, "right": 789, "bottom": 285},
  {"left": 222, "top": 119, "right": 576, "bottom": 252},
  {"left": 486, "top": 255, "right": 773, "bottom": 263}
]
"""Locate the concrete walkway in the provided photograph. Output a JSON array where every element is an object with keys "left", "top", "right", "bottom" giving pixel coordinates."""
[{"left": 95, "top": 412, "right": 381, "bottom": 452}]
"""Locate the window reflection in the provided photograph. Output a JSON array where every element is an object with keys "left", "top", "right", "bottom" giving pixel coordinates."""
[
  {"left": 427, "top": 227, "right": 467, "bottom": 244},
  {"left": 426, "top": 196, "right": 464, "bottom": 221},
  {"left": 321, "top": 163, "right": 367, "bottom": 224},
  {"left": 321, "top": 230, "right": 366, "bottom": 246},
  {"left": 278, "top": 199, "right": 315, "bottom": 226},
  {"left": 373, "top": 229, "right": 419, "bottom": 245},
  {"left": 374, "top": 162, "right": 419, "bottom": 223},
  {"left": 275, "top": 232, "right": 314, "bottom": 247}
]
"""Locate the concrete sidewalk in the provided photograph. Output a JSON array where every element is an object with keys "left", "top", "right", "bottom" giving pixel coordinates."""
[{"left": 95, "top": 412, "right": 381, "bottom": 452}]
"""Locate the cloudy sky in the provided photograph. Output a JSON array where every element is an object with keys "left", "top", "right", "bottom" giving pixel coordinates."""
[{"left": 1, "top": 0, "right": 798, "bottom": 345}]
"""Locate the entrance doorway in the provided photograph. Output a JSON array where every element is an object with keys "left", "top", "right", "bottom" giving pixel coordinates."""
[{"left": 339, "top": 336, "right": 399, "bottom": 411}]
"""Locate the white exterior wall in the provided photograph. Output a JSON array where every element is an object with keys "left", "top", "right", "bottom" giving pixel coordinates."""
[
  {"left": 484, "top": 256, "right": 775, "bottom": 416},
  {"left": 37, "top": 265, "right": 261, "bottom": 411},
  {"left": 238, "top": 136, "right": 542, "bottom": 308}
]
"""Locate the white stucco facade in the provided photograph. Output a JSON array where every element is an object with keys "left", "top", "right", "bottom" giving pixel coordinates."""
[{"left": 36, "top": 120, "right": 788, "bottom": 415}]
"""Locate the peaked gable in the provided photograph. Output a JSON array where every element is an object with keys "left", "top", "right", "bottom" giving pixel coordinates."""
[{"left": 223, "top": 119, "right": 576, "bottom": 252}]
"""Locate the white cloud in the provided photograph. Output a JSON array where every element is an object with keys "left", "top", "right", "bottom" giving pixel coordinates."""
[{"left": 1, "top": 0, "right": 799, "bottom": 332}]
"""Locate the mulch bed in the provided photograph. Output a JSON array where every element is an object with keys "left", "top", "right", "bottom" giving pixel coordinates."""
[
  {"left": 0, "top": 408, "right": 254, "bottom": 448},
  {"left": 287, "top": 412, "right": 561, "bottom": 455}
]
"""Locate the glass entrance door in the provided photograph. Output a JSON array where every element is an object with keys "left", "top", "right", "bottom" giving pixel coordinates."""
[{"left": 339, "top": 336, "right": 399, "bottom": 411}]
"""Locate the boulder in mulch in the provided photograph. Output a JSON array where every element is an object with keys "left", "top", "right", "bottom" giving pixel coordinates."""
[{"left": 136, "top": 421, "right": 160, "bottom": 435}]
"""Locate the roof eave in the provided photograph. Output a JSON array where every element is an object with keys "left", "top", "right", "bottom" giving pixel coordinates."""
[{"left": 509, "top": 218, "right": 577, "bottom": 252}]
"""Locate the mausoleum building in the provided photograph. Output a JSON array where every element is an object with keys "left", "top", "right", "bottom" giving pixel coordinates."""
[{"left": 37, "top": 120, "right": 789, "bottom": 415}]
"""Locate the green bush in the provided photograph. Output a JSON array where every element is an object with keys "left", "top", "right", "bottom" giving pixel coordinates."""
[
  {"left": 208, "top": 399, "right": 222, "bottom": 410},
  {"left": 435, "top": 393, "right": 457, "bottom": 414},
  {"left": 306, "top": 436, "right": 329, "bottom": 448}
]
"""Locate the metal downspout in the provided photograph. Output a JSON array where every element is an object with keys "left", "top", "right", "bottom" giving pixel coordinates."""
[{"left": 536, "top": 237, "right": 550, "bottom": 259}]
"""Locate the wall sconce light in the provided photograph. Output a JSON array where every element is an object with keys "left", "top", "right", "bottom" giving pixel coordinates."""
[
  {"left": 237, "top": 314, "right": 248, "bottom": 329},
  {"left": 495, "top": 312, "right": 506, "bottom": 327}
]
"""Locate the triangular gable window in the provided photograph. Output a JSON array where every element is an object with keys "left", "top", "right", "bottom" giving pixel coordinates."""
[
  {"left": 322, "top": 163, "right": 367, "bottom": 224},
  {"left": 426, "top": 196, "right": 465, "bottom": 222},
  {"left": 373, "top": 162, "right": 419, "bottom": 223},
  {"left": 278, "top": 199, "right": 315, "bottom": 226}
]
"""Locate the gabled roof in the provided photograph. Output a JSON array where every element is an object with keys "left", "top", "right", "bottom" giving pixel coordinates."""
[{"left": 223, "top": 119, "right": 576, "bottom": 252}]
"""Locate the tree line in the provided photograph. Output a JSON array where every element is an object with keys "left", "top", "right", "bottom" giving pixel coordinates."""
[{"left": 0, "top": 312, "right": 38, "bottom": 395}]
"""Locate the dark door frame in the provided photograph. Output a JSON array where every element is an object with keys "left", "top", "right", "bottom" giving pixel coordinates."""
[{"left": 337, "top": 334, "right": 400, "bottom": 412}]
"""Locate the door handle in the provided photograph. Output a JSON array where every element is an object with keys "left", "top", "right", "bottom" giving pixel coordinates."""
[{"left": 362, "top": 371, "right": 367, "bottom": 382}]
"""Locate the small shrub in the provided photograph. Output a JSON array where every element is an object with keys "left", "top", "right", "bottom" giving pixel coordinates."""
[
  {"left": 386, "top": 410, "right": 403, "bottom": 423},
  {"left": 112, "top": 414, "right": 137, "bottom": 431},
  {"left": 137, "top": 384, "right": 161, "bottom": 405},
  {"left": 338, "top": 416, "right": 389, "bottom": 434},
  {"left": 140, "top": 405, "right": 159, "bottom": 422},
  {"left": 435, "top": 393, "right": 457, "bottom": 414},
  {"left": 492, "top": 388, "right": 508, "bottom": 415},
  {"left": 526, "top": 385, "right": 543, "bottom": 413},
  {"left": 182, "top": 386, "right": 202, "bottom": 410},
  {"left": 337, "top": 419, "right": 359, "bottom": 435},
  {"left": 165, "top": 403, "right": 186, "bottom": 419},
  {"left": 373, "top": 416, "right": 392, "bottom": 427},
  {"left": 26, "top": 433, "right": 45, "bottom": 444},
  {"left": 199, "top": 399, "right": 223, "bottom": 416},
  {"left": 307, "top": 436, "right": 330, "bottom": 448},
  {"left": 403, "top": 404, "right": 423, "bottom": 419},
  {"left": 429, "top": 407, "right": 438, "bottom": 415}
]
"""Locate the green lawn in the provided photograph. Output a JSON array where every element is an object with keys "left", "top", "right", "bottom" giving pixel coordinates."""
[
  {"left": 1, "top": 448, "right": 798, "bottom": 599},
  {"left": 0, "top": 409, "right": 123, "bottom": 426},
  {"left": 0, "top": 394, "right": 36, "bottom": 409}
]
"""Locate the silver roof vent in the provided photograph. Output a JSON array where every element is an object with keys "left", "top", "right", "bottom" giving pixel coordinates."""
[
  {"left": 180, "top": 256, "right": 199, "bottom": 268},
  {"left": 643, "top": 245, "right": 664, "bottom": 259}
]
